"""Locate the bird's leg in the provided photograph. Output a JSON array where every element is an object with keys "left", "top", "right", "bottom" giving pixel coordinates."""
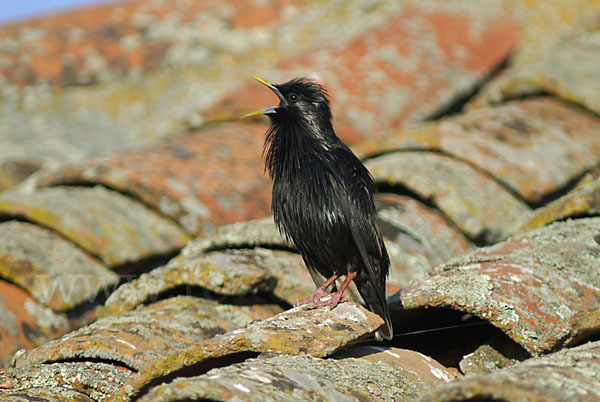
[
  {"left": 294, "top": 273, "right": 340, "bottom": 307},
  {"left": 310, "top": 272, "right": 357, "bottom": 310}
]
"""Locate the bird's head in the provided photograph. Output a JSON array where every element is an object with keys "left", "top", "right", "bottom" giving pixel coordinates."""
[{"left": 243, "top": 77, "right": 332, "bottom": 127}]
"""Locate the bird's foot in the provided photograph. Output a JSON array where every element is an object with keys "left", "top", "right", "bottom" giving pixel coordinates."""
[
  {"left": 309, "top": 292, "right": 352, "bottom": 310},
  {"left": 294, "top": 287, "right": 331, "bottom": 307}
]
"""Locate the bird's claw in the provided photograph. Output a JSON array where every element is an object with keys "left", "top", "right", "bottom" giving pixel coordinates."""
[
  {"left": 306, "top": 293, "right": 351, "bottom": 310},
  {"left": 294, "top": 287, "right": 331, "bottom": 307}
]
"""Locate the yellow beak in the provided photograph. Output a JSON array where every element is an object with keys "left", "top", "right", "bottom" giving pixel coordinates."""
[{"left": 241, "top": 76, "right": 285, "bottom": 118}]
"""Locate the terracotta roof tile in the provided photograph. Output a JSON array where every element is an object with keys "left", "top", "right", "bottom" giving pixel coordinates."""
[
  {"left": 0, "top": 0, "right": 413, "bottom": 178},
  {"left": 111, "top": 302, "right": 383, "bottom": 400},
  {"left": 520, "top": 176, "right": 600, "bottom": 232},
  {"left": 139, "top": 354, "right": 436, "bottom": 401},
  {"left": 0, "top": 280, "right": 69, "bottom": 367},
  {"left": 498, "top": 0, "right": 600, "bottom": 67},
  {"left": 12, "top": 296, "right": 280, "bottom": 373},
  {"left": 0, "top": 221, "right": 118, "bottom": 311},
  {"left": 33, "top": 123, "right": 273, "bottom": 235},
  {"left": 377, "top": 194, "right": 473, "bottom": 291},
  {"left": 366, "top": 151, "right": 530, "bottom": 243},
  {"left": 356, "top": 97, "right": 600, "bottom": 204},
  {"left": 0, "top": 0, "right": 295, "bottom": 89},
  {"left": 472, "top": 31, "right": 600, "bottom": 115},
  {"left": 422, "top": 340, "right": 600, "bottom": 401},
  {"left": 392, "top": 218, "right": 600, "bottom": 355},
  {"left": 1, "top": 362, "right": 131, "bottom": 401},
  {"left": 0, "top": 388, "right": 95, "bottom": 401},
  {"left": 333, "top": 346, "right": 461, "bottom": 386},
  {"left": 2, "top": 1, "right": 600, "bottom": 399},
  {"left": 208, "top": 4, "right": 520, "bottom": 142},
  {"left": 0, "top": 186, "right": 190, "bottom": 266},
  {"left": 100, "top": 247, "right": 299, "bottom": 318}
]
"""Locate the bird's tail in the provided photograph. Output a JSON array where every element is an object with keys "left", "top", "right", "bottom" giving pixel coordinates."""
[{"left": 355, "top": 277, "right": 393, "bottom": 340}]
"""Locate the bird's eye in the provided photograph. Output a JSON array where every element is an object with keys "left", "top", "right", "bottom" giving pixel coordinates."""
[{"left": 288, "top": 93, "right": 298, "bottom": 103}]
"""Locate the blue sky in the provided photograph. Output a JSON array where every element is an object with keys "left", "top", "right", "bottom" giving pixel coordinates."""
[{"left": 0, "top": 0, "right": 115, "bottom": 24}]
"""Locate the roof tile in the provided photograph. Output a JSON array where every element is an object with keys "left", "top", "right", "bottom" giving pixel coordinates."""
[
  {"left": 100, "top": 248, "right": 297, "bottom": 318},
  {"left": 334, "top": 345, "right": 461, "bottom": 386},
  {"left": 208, "top": 4, "right": 520, "bottom": 142},
  {"left": 14, "top": 296, "right": 280, "bottom": 372},
  {"left": 139, "top": 354, "right": 435, "bottom": 401},
  {"left": 377, "top": 194, "right": 473, "bottom": 291},
  {"left": 0, "top": 362, "right": 131, "bottom": 401},
  {"left": 366, "top": 152, "right": 530, "bottom": 243},
  {"left": 392, "top": 218, "right": 600, "bottom": 355},
  {"left": 0, "top": 388, "right": 94, "bottom": 401},
  {"left": 422, "top": 339, "right": 600, "bottom": 401},
  {"left": 0, "top": 186, "right": 190, "bottom": 266},
  {"left": 0, "top": 280, "right": 69, "bottom": 367},
  {"left": 112, "top": 302, "right": 384, "bottom": 400},
  {"left": 33, "top": 123, "right": 272, "bottom": 235},
  {"left": 520, "top": 176, "right": 600, "bottom": 232},
  {"left": 472, "top": 31, "right": 600, "bottom": 115},
  {"left": 357, "top": 97, "right": 600, "bottom": 204},
  {"left": 0, "top": 221, "right": 118, "bottom": 311}
]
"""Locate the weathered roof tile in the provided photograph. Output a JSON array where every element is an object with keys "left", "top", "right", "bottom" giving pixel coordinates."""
[
  {"left": 421, "top": 339, "right": 600, "bottom": 401},
  {"left": 0, "top": 186, "right": 190, "bottom": 267},
  {"left": 100, "top": 248, "right": 298, "bottom": 318},
  {"left": 0, "top": 0, "right": 411, "bottom": 178},
  {"left": 0, "top": 362, "right": 132, "bottom": 401},
  {"left": 334, "top": 345, "right": 461, "bottom": 386},
  {"left": 0, "top": 221, "right": 118, "bottom": 311},
  {"left": 357, "top": 97, "right": 600, "bottom": 204},
  {"left": 0, "top": 280, "right": 69, "bottom": 367},
  {"left": 13, "top": 296, "right": 279, "bottom": 373},
  {"left": 208, "top": 4, "right": 520, "bottom": 142},
  {"left": 377, "top": 194, "right": 473, "bottom": 291},
  {"left": 392, "top": 218, "right": 600, "bottom": 355},
  {"left": 0, "top": 388, "right": 95, "bottom": 402},
  {"left": 520, "top": 175, "right": 600, "bottom": 232},
  {"left": 366, "top": 152, "right": 530, "bottom": 243},
  {"left": 113, "top": 302, "right": 383, "bottom": 400},
  {"left": 32, "top": 123, "right": 272, "bottom": 235},
  {"left": 472, "top": 31, "right": 600, "bottom": 115},
  {"left": 139, "top": 354, "right": 434, "bottom": 402}
]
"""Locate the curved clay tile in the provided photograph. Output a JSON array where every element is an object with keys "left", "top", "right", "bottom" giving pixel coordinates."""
[
  {"left": 0, "top": 186, "right": 189, "bottom": 267},
  {"left": 0, "top": 280, "right": 69, "bottom": 367},
  {"left": 207, "top": 4, "right": 520, "bottom": 143},
  {"left": 334, "top": 345, "right": 460, "bottom": 383},
  {"left": 472, "top": 31, "right": 600, "bottom": 116},
  {"left": 1, "top": 362, "right": 131, "bottom": 401},
  {"left": 0, "top": 221, "right": 118, "bottom": 311},
  {"left": 377, "top": 194, "right": 473, "bottom": 291},
  {"left": 0, "top": 0, "right": 298, "bottom": 89},
  {"left": 421, "top": 340, "right": 600, "bottom": 401},
  {"left": 356, "top": 97, "right": 600, "bottom": 204},
  {"left": 111, "top": 303, "right": 383, "bottom": 401},
  {"left": 520, "top": 176, "right": 600, "bottom": 232},
  {"left": 392, "top": 218, "right": 600, "bottom": 356},
  {"left": 139, "top": 354, "right": 442, "bottom": 401},
  {"left": 4, "top": 296, "right": 283, "bottom": 400},
  {"left": 32, "top": 122, "right": 273, "bottom": 235},
  {"left": 0, "top": 0, "right": 425, "bottom": 181},
  {"left": 100, "top": 247, "right": 307, "bottom": 318},
  {"left": 366, "top": 151, "right": 531, "bottom": 243},
  {"left": 0, "top": 388, "right": 94, "bottom": 401}
]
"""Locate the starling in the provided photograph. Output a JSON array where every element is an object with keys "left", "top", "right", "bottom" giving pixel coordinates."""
[{"left": 243, "top": 76, "right": 393, "bottom": 340}]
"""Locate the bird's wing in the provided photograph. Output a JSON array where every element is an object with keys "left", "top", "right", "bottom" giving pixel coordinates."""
[{"left": 331, "top": 147, "right": 389, "bottom": 295}]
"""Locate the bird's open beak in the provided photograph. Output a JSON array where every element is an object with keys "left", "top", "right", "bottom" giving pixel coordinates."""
[{"left": 241, "top": 76, "right": 286, "bottom": 118}]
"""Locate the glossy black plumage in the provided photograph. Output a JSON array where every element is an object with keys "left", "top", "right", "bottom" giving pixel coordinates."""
[{"left": 247, "top": 77, "right": 393, "bottom": 340}]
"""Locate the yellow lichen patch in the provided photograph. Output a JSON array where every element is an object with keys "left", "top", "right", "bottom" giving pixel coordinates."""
[{"left": 519, "top": 177, "right": 600, "bottom": 233}]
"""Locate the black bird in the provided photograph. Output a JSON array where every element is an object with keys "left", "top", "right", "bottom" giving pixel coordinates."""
[{"left": 243, "top": 76, "right": 393, "bottom": 340}]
